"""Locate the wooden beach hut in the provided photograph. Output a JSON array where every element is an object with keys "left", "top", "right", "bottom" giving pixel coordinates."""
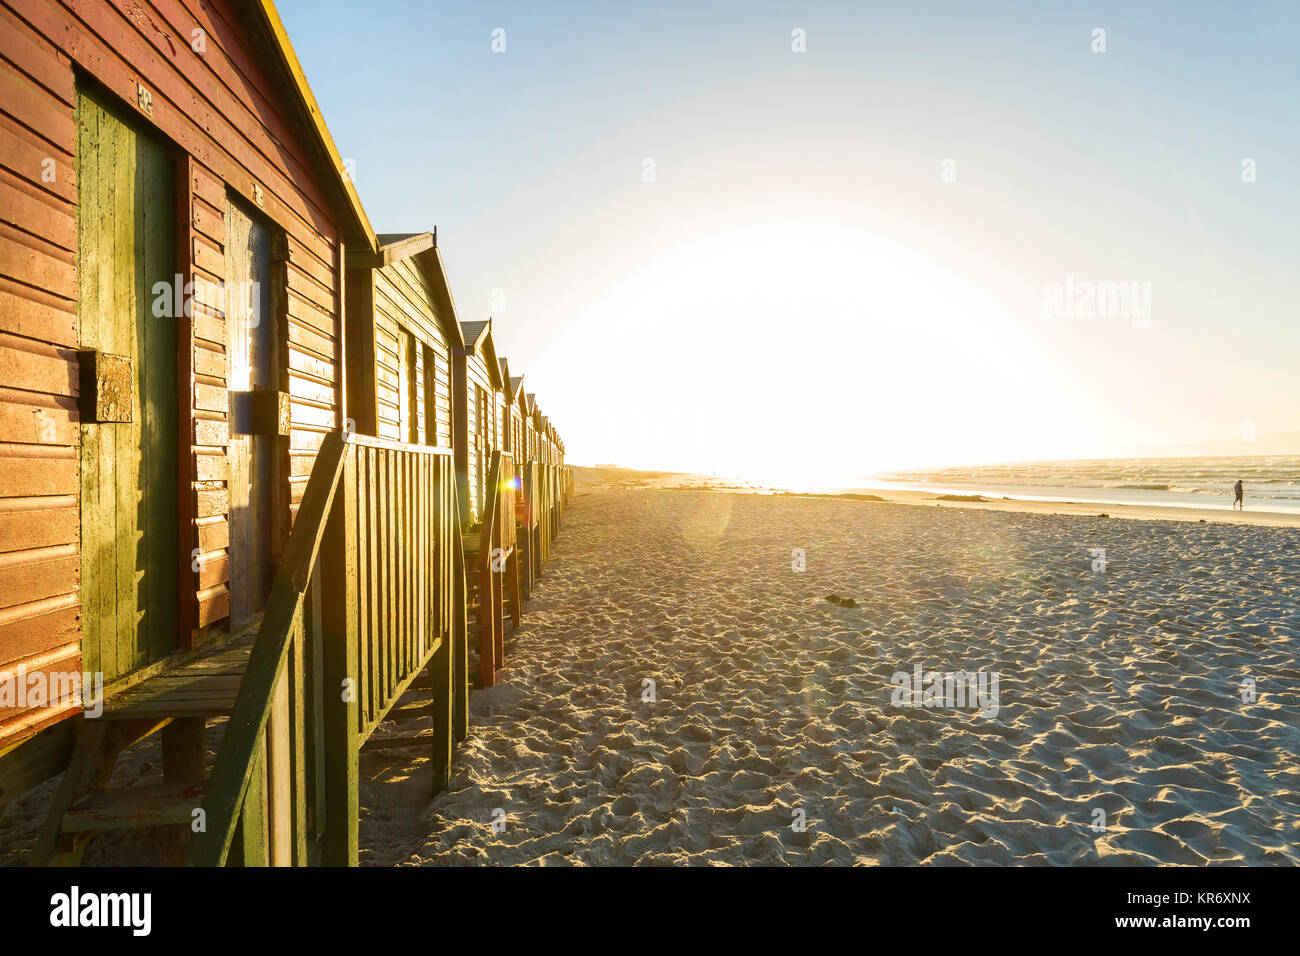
[
  {"left": 519, "top": 391, "right": 542, "bottom": 578},
  {"left": 550, "top": 424, "right": 567, "bottom": 523},
  {"left": 342, "top": 231, "right": 461, "bottom": 449},
  {"left": 524, "top": 393, "right": 538, "bottom": 463},
  {"left": 495, "top": 360, "right": 521, "bottom": 489},
  {"left": 340, "top": 228, "right": 470, "bottom": 778},
  {"left": 495, "top": 356, "right": 510, "bottom": 465},
  {"left": 501, "top": 371, "right": 539, "bottom": 596},
  {"left": 536, "top": 412, "right": 559, "bottom": 561},
  {"left": 0, "top": 0, "right": 465, "bottom": 867},
  {"left": 526, "top": 400, "right": 550, "bottom": 563},
  {"left": 0, "top": 0, "right": 365, "bottom": 797},
  {"left": 452, "top": 320, "right": 519, "bottom": 688},
  {"left": 453, "top": 320, "right": 503, "bottom": 526},
  {"left": 503, "top": 371, "right": 526, "bottom": 471}
]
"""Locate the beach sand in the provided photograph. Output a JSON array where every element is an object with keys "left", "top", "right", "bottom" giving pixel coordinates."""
[
  {"left": 359, "top": 469, "right": 1300, "bottom": 865},
  {"left": 3, "top": 469, "right": 1295, "bottom": 866}
]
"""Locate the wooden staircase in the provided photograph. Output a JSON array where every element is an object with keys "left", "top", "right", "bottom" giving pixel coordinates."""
[
  {"left": 27, "top": 628, "right": 258, "bottom": 865},
  {"left": 463, "top": 451, "right": 521, "bottom": 689},
  {"left": 27, "top": 431, "right": 468, "bottom": 867},
  {"left": 21, "top": 444, "right": 572, "bottom": 865},
  {"left": 516, "top": 461, "right": 541, "bottom": 600}
]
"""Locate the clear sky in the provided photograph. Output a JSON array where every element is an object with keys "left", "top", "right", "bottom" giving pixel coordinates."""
[{"left": 280, "top": 0, "right": 1300, "bottom": 480}]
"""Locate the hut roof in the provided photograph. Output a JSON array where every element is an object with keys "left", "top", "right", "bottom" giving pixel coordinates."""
[
  {"left": 461, "top": 320, "right": 490, "bottom": 347},
  {"left": 509, "top": 376, "right": 525, "bottom": 402},
  {"left": 373, "top": 232, "right": 433, "bottom": 264},
  {"left": 253, "top": 0, "right": 376, "bottom": 254},
  {"left": 350, "top": 230, "right": 466, "bottom": 350},
  {"left": 458, "top": 319, "right": 504, "bottom": 389}
]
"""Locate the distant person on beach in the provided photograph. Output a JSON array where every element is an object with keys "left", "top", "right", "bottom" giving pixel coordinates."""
[{"left": 1233, "top": 479, "right": 1244, "bottom": 510}]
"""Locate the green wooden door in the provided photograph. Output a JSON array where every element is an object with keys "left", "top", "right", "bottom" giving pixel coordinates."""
[{"left": 76, "top": 86, "right": 178, "bottom": 682}]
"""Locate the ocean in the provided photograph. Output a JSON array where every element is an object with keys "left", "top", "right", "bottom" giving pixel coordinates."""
[{"left": 845, "top": 455, "right": 1300, "bottom": 515}]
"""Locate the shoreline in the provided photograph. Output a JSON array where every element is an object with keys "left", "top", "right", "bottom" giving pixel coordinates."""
[{"left": 573, "top": 467, "right": 1300, "bottom": 529}]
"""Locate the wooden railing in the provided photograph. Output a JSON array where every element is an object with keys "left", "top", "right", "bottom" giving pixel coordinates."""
[
  {"left": 469, "top": 451, "right": 519, "bottom": 688},
  {"left": 186, "top": 432, "right": 464, "bottom": 866},
  {"left": 515, "top": 460, "right": 539, "bottom": 598},
  {"left": 516, "top": 460, "right": 571, "bottom": 588},
  {"left": 539, "top": 464, "right": 554, "bottom": 561}
]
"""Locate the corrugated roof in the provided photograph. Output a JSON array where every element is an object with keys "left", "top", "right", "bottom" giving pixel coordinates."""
[
  {"left": 458, "top": 320, "right": 503, "bottom": 389},
  {"left": 460, "top": 320, "right": 490, "bottom": 346}
]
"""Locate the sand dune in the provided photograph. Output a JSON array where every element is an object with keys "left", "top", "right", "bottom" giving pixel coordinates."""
[{"left": 358, "top": 482, "right": 1300, "bottom": 865}]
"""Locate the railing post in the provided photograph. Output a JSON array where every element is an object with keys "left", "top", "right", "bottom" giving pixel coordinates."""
[
  {"left": 452, "top": 485, "right": 469, "bottom": 741},
  {"left": 430, "top": 458, "right": 455, "bottom": 789},
  {"left": 430, "top": 607, "right": 453, "bottom": 792},
  {"left": 320, "top": 444, "right": 359, "bottom": 866}
]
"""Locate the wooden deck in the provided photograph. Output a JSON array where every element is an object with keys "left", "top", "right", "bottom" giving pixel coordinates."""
[{"left": 103, "top": 630, "right": 259, "bottom": 721}]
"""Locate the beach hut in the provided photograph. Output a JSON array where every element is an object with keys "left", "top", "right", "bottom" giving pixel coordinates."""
[
  {"left": 524, "top": 393, "right": 539, "bottom": 467},
  {"left": 528, "top": 403, "right": 552, "bottom": 560},
  {"left": 518, "top": 392, "right": 543, "bottom": 576},
  {"left": 536, "top": 414, "right": 557, "bottom": 558},
  {"left": 560, "top": 438, "right": 572, "bottom": 507},
  {"left": 0, "top": 0, "right": 372, "bottom": 807},
  {"left": 452, "top": 320, "right": 519, "bottom": 687},
  {"left": 453, "top": 320, "right": 504, "bottom": 525},
  {"left": 340, "top": 225, "right": 470, "bottom": 750},
  {"left": 342, "top": 231, "right": 462, "bottom": 447},
  {"left": 502, "top": 365, "right": 525, "bottom": 461},
  {"left": 0, "top": 0, "right": 466, "bottom": 868},
  {"left": 496, "top": 362, "right": 523, "bottom": 494},
  {"left": 495, "top": 357, "right": 510, "bottom": 464},
  {"left": 501, "top": 373, "right": 539, "bottom": 596}
]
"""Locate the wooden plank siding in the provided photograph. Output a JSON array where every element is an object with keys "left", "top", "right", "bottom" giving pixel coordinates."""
[
  {"left": 343, "top": 234, "right": 460, "bottom": 455},
  {"left": 0, "top": 0, "right": 374, "bottom": 751},
  {"left": 452, "top": 321, "right": 503, "bottom": 527},
  {"left": 373, "top": 260, "right": 453, "bottom": 445},
  {"left": 523, "top": 394, "right": 537, "bottom": 467}
]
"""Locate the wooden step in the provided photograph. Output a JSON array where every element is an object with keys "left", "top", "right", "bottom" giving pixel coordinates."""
[
  {"left": 381, "top": 701, "right": 433, "bottom": 723},
  {"left": 62, "top": 782, "right": 206, "bottom": 833},
  {"left": 361, "top": 732, "right": 432, "bottom": 752}
]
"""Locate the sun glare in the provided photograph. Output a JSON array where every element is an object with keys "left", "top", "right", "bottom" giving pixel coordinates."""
[{"left": 572, "top": 214, "right": 1065, "bottom": 481}]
